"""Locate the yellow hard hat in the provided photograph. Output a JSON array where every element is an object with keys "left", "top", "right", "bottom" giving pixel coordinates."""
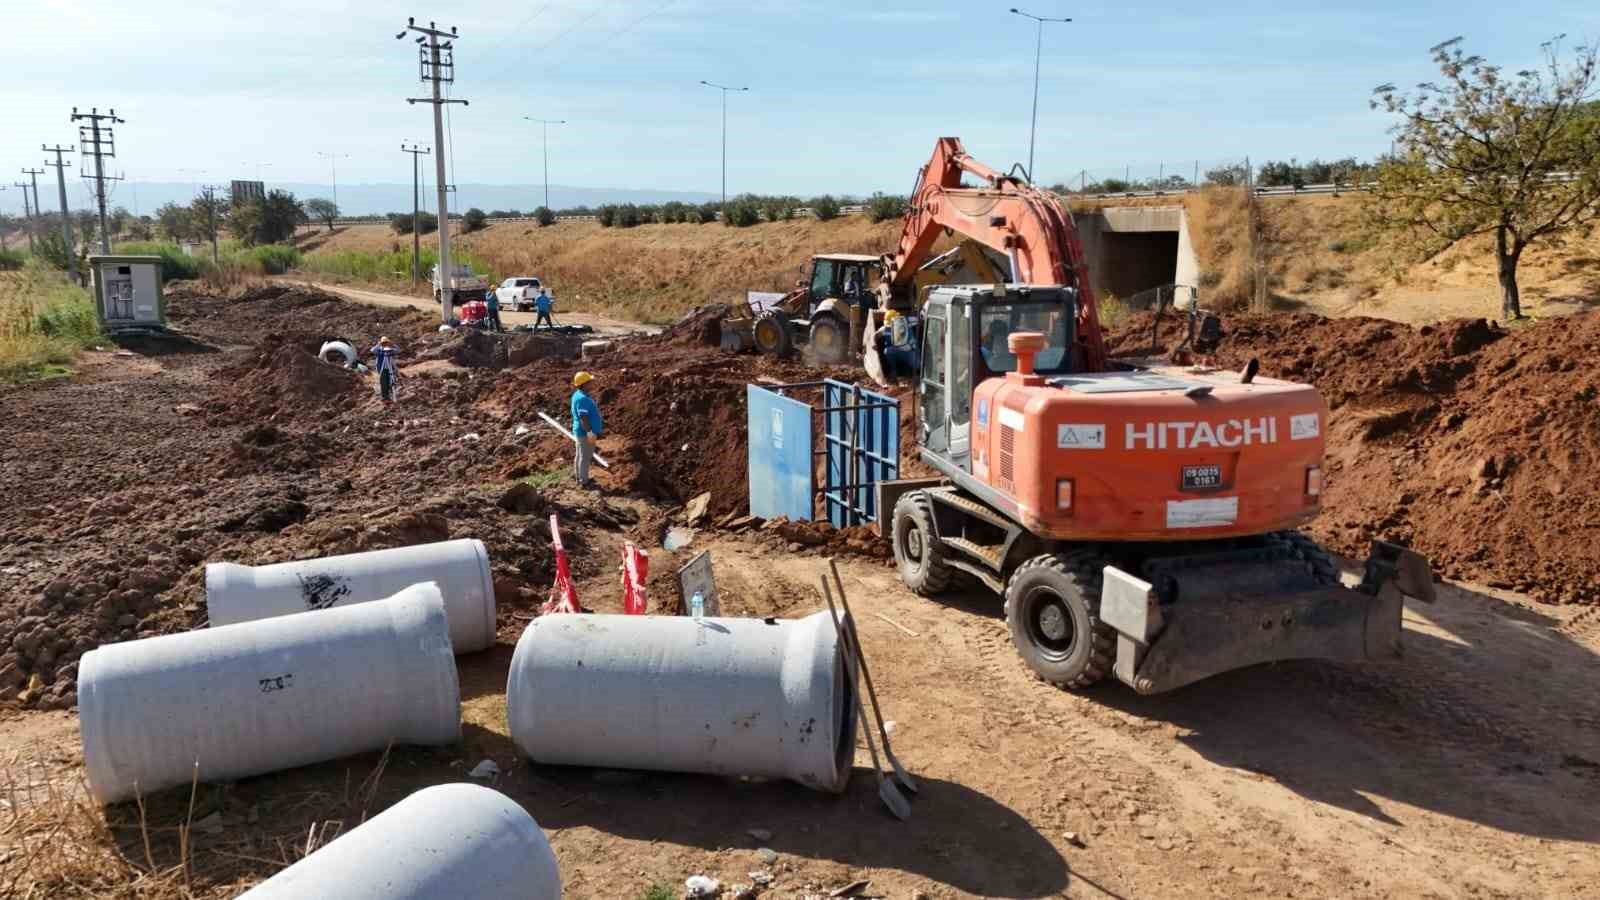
[
  {"left": 573, "top": 371, "right": 593, "bottom": 388},
  {"left": 379, "top": 335, "right": 392, "bottom": 344},
  {"left": 884, "top": 310, "right": 900, "bottom": 323}
]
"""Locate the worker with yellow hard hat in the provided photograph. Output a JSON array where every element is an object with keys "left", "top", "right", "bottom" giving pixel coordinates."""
[{"left": 570, "top": 371, "right": 603, "bottom": 489}]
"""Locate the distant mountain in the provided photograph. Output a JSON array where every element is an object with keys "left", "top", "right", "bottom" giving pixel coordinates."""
[{"left": 117, "top": 182, "right": 720, "bottom": 217}]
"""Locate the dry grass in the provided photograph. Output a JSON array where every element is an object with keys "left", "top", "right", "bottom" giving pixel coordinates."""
[
  {"left": 0, "top": 267, "right": 102, "bottom": 383},
  {"left": 0, "top": 745, "right": 402, "bottom": 898}
]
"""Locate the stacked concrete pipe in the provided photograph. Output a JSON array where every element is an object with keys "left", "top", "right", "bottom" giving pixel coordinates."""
[
  {"left": 79, "top": 583, "right": 460, "bottom": 804},
  {"left": 205, "top": 539, "right": 496, "bottom": 653},
  {"left": 507, "top": 610, "right": 857, "bottom": 792},
  {"left": 238, "top": 783, "right": 560, "bottom": 899}
]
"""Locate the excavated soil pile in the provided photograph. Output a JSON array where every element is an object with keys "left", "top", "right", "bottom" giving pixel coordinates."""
[
  {"left": 420, "top": 327, "right": 585, "bottom": 369},
  {"left": 1105, "top": 310, "right": 1600, "bottom": 603},
  {"left": 654, "top": 303, "right": 731, "bottom": 347},
  {"left": 208, "top": 339, "right": 365, "bottom": 421},
  {"left": 166, "top": 282, "right": 435, "bottom": 343}
]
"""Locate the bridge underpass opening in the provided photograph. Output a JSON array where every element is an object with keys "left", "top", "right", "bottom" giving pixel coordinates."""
[{"left": 1099, "top": 231, "right": 1179, "bottom": 299}]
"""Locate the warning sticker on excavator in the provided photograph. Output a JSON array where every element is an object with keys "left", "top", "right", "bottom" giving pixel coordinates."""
[
  {"left": 1056, "top": 424, "right": 1106, "bottom": 449},
  {"left": 1290, "top": 413, "right": 1320, "bottom": 440},
  {"left": 1166, "top": 496, "right": 1239, "bottom": 528}
]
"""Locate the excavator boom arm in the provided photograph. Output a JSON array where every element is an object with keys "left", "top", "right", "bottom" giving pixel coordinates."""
[{"left": 882, "top": 137, "right": 1107, "bottom": 371}]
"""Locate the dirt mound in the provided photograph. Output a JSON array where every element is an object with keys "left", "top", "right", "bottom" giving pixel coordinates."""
[
  {"left": 208, "top": 339, "right": 366, "bottom": 420},
  {"left": 655, "top": 304, "right": 731, "bottom": 347},
  {"left": 422, "top": 327, "right": 585, "bottom": 369},
  {"left": 1105, "top": 310, "right": 1600, "bottom": 603}
]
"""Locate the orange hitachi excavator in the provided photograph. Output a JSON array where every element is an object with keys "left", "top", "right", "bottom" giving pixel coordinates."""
[{"left": 878, "top": 138, "right": 1434, "bottom": 693}]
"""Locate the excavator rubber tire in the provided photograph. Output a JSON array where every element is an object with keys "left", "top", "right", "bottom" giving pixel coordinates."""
[
  {"left": 808, "top": 315, "right": 849, "bottom": 364},
  {"left": 1003, "top": 551, "right": 1116, "bottom": 690},
  {"left": 892, "top": 492, "right": 956, "bottom": 595},
  {"left": 752, "top": 310, "right": 794, "bottom": 357},
  {"left": 1269, "top": 530, "right": 1340, "bottom": 584}
]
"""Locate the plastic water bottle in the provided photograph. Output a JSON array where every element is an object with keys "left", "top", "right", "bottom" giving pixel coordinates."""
[{"left": 689, "top": 591, "right": 705, "bottom": 620}]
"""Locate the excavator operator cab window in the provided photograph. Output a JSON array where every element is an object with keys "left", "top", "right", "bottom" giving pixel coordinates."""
[
  {"left": 810, "top": 259, "right": 838, "bottom": 301},
  {"left": 978, "top": 300, "right": 1075, "bottom": 376}
]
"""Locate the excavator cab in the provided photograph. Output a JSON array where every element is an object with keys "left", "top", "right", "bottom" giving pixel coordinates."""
[{"left": 919, "top": 283, "right": 1076, "bottom": 471}]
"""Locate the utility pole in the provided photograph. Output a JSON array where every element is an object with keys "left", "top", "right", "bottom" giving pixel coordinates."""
[
  {"left": 399, "top": 18, "right": 467, "bottom": 323},
  {"left": 22, "top": 169, "right": 45, "bottom": 253},
  {"left": 700, "top": 81, "right": 748, "bottom": 219},
  {"left": 402, "top": 143, "right": 431, "bottom": 286},
  {"left": 522, "top": 117, "right": 564, "bottom": 213},
  {"left": 12, "top": 180, "right": 35, "bottom": 255},
  {"left": 42, "top": 146, "right": 77, "bottom": 281},
  {"left": 1246, "top": 154, "right": 1267, "bottom": 312},
  {"left": 1010, "top": 9, "right": 1070, "bottom": 183},
  {"left": 199, "top": 185, "right": 224, "bottom": 265},
  {"left": 72, "top": 107, "right": 125, "bottom": 254},
  {"left": 316, "top": 151, "right": 350, "bottom": 211}
]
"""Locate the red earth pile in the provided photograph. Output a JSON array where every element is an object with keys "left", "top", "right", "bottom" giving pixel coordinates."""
[{"left": 1106, "top": 309, "right": 1600, "bottom": 603}]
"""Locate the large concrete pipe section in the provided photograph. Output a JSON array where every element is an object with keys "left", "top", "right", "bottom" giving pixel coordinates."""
[
  {"left": 79, "top": 583, "right": 460, "bottom": 804},
  {"left": 205, "top": 538, "right": 496, "bottom": 653},
  {"left": 238, "top": 783, "right": 560, "bottom": 900},
  {"left": 508, "top": 610, "right": 857, "bottom": 792}
]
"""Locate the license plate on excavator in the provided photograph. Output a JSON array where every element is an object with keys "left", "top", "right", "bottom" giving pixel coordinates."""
[{"left": 1181, "top": 464, "right": 1222, "bottom": 490}]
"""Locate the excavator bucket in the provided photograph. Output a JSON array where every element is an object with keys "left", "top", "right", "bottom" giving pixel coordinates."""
[{"left": 1099, "top": 541, "right": 1433, "bottom": 695}]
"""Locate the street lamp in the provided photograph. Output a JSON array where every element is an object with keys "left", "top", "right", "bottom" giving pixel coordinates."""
[
  {"left": 1010, "top": 8, "right": 1071, "bottom": 183},
  {"left": 316, "top": 152, "right": 351, "bottom": 211},
  {"left": 523, "top": 117, "right": 566, "bottom": 214},
  {"left": 700, "top": 80, "right": 749, "bottom": 217}
]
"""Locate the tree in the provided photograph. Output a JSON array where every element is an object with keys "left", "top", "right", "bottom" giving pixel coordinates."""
[
  {"left": 1368, "top": 37, "right": 1600, "bottom": 319},
  {"left": 1204, "top": 164, "right": 1249, "bottom": 187},
  {"left": 596, "top": 205, "right": 617, "bottom": 227},
  {"left": 693, "top": 202, "right": 719, "bottom": 224},
  {"left": 191, "top": 193, "right": 229, "bottom": 250},
  {"left": 155, "top": 202, "right": 197, "bottom": 242},
  {"left": 462, "top": 207, "right": 488, "bottom": 232},
  {"left": 535, "top": 206, "right": 556, "bottom": 226},
  {"left": 229, "top": 190, "right": 306, "bottom": 246},
  {"left": 1256, "top": 160, "right": 1303, "bottom": 188},
  {"left": 867, "top": 193, "right": 907, "bottom": 224},
  {"left": 811, "top": 194, "right": 841, "bottom": 221},
  {"left": 304, "top": 198, "right": 340, "bottom": 232},
  {"left": 110, "top": 206, "right": 132, "bottom": 237}
]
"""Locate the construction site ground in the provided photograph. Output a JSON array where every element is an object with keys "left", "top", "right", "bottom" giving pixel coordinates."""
[{"left": 2, "top": 284, "right": 1599, "bottom": 899}]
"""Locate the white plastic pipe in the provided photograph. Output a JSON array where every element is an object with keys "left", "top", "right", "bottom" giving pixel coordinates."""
[
  {"left": 238, "top": 783, "right": 560, "bottom": 900},
  {"left": 79, "top": 583, "right": 460, "bottom": 805},
  {"left": 508, "top": 610, "right": 857, "bottom": 792},
  {"left": 205, "top": 539, "right": 496, "bottom": 654}
]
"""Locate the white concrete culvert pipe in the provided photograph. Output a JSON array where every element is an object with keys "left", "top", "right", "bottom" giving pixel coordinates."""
[
  {"left": 79, "top": 583, "right": 460, "bottom": 805},
  {"left": 238, "top": 783, "right": 560, "bottom": 900},
  {"left": 205, "top": 538, "right": 496, "bottom": 653},
  {"left": 508, "top": 610, "right": 858, "bottom": 792}
]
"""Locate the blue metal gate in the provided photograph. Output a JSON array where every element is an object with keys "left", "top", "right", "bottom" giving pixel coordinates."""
[
  {"left": 822, "top": 381, "right": 900, "bottom": 528},
  {"left": 747, "top": 384, "right": 814, "bottom": 521},
  {"left": 747, "top": 380, "right": 900, "bottom": 527}
]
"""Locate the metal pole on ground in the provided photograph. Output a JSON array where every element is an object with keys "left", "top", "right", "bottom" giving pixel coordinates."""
[
  {"left": 523, "top": 118, "right": 565, "bottom": 214},
  {"left": 700, "top": 81, "right": 748, "bottom": 220},
  {"left": 71, "top": 107, "right": 125, "bottom": 254},
  {"left": 12, "top": 179, "right": 35, "bottom": 255},
  {"left": 399, "top": 18, "right": 468, "bottom": 324},
  {"left": 402, "top": 143, "right": 431, "bottom": 287}
]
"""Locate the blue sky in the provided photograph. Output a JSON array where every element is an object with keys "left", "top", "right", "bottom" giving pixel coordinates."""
[{"left": 3, "top": 0, "right": 1596, "bottom": 214}]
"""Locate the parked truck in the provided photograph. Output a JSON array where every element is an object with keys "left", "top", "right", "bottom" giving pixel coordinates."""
[{"left": 432, "top": 263, "right": 489, "bottom": 303}]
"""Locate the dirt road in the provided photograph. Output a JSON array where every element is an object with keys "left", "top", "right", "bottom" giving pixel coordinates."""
[
  {"left": 2, "top": 285, "right": 1597, "bottom": 899},
  {"left": 278, "top": 277, "right": 659, "bottom": 337}
]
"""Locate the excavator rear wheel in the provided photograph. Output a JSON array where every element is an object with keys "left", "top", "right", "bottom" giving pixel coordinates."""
[
  {"left": 892, "top": 492, "right": 955, "bottom": 595},
  {"left": 808, "top": 315, "right": 848, "bottom": 364},
  {"left": 752, "top": 310, "right": 794, "bottom": 357},
  {"left": 1003, "top": 552, "right": 1116, "bottom": 690}
]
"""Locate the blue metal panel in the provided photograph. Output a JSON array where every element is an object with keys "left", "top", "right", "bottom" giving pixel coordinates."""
[
  {"left": 747, "top": 384, "right": 814, "bottom": 521},
  {"left": 822, "top": 380, "right": 900, "bottom": 528}
]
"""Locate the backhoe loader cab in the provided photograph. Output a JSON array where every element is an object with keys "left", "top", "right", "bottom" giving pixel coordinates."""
[
  {"left": 890, "top": 283, "right": 1436, "bottom": 695},
  {"left": 725, "top": 254, "right": 882, "bottom": 362}
]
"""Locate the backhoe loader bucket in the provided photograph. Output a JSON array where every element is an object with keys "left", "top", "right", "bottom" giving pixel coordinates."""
[{"left": 1099, "top": 541, "right": 1433, "bottom": 695}]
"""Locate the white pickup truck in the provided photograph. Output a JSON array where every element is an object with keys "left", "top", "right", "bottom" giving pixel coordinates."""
[
  {"left": 494, "top": 276, "right": 553, "bottom": 312},
  {"left": 431, "top": 263, "right": 490, "bottom": 302}
]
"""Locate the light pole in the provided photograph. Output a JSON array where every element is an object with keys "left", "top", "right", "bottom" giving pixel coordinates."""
[
  {"left": 523, "top": 117, "right": 565, "bottom": 214},
  {"left": 1010, "top": 8, "right": 1070, "bottom": 184},
  {"left": 700, "top": 80, "right": 748, "bottom": 218},
  {"left": 316, "top": 152, "right": 350, "bottom": 212}
]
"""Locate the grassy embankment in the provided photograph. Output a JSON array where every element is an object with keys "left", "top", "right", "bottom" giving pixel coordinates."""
[{"left": 0, "top": 264, "right": 102, "bottom": 383}]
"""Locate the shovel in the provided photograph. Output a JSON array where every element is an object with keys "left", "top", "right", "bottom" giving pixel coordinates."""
[
  {"left": 820, "top": 576, "right": 911, "bottom": 821},
  {"left": 829, "top": 559, "right": 918, "bottom": 795}
]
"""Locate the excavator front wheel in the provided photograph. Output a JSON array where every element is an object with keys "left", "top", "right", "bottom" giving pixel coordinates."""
[
  {"left": 1003, "top": 552, "right": 1116, "bottom": 690},
  {"left": 892, "top": 492, "right": 955, "bottom": 595}
]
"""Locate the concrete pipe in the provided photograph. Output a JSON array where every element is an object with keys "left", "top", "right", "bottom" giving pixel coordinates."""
[
  {"left": 238, "top": 783, "right": 560, "bottom": 900},
  {"left": 79, "top": 583, "right": 460, "bottom": 805},
  {"left": 507, "top": 610, "right": 857, "bottom": 792},
  {"left": 206, "top": 539, "right": 496, "bottom": 653},
  {"left": 318, "top": 340, "right": 356, "bottom": 366}
]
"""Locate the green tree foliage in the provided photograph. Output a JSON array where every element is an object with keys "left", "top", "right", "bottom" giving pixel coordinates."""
[
  {"left": 462, "top": 207, "right": 488, "bottom": 232},
  {"left": 1367, "top": 36, "right": 1600, "bottom": 318},
  {"left": 155, "top": 202, "right": 197, "bottom": 243},
  {"left": 191, "top": 193, "right": 229, "bottom": 248},
  {"left": 615, "top": 204, "right": 643, "bottom": 228},
  {"left": 867, "top": 193, "right": 908, "bottom": 223},
  {"left": 810, "top": 194, "right": 842, "bottom": 221},
  {"left": 694, "top": 202, "right": 720, "bottom": 224},
  {"left": 535, "top": 206, "right": 556, "bottom": 226},
  {"left": 228, "top": 190, "right": 306, "bottom": 246},
  {"left": 760, "top": 196, "right": 799, "bottom": 222},
  {"left": 304, "top": 198, "right": 340, "bottom": 232},
  {"left": 1204, "top": 164, "right": 1249, "bottom": 187},
  {"left": 389, "top": 211, "right": 438, "bottom": 235}
]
